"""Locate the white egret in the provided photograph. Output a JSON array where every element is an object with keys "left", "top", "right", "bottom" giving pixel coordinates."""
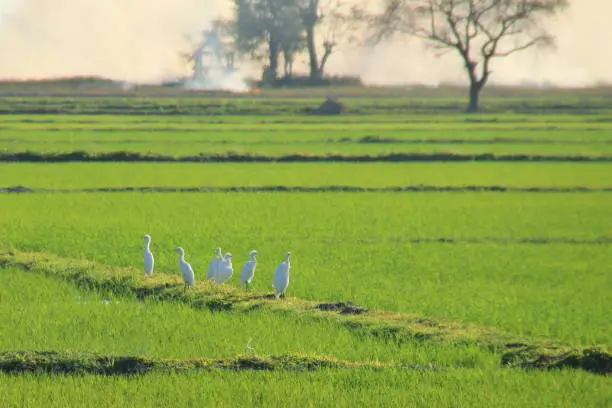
[
  {"left": 175, "top": 247, "right": 195, "bottom": 291},
  {"left": 143, "top": 234, "right": 154, "bottom": 277},
  {"left": 216, "top": 253, "right": 234, "bottom": 284},
  {"left": 273, "top": 251, "right": 291, "bottom": 299},
  {"left": 207, "top": 247, "right": 223, "bottom": 282},
  {"left": 240, "top": 250, "right": 258, "bottom": 291},
  {"left": 245, "top": 338, "right": 255, "bottom": 355}
]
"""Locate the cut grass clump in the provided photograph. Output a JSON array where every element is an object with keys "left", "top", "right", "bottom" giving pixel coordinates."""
[
  {"left": 316, "top": 302, "right": 368, "bottom": 315},
  {"left": 0, "top": 351, "right": 154, "bottom": 375},
  {"left": 502, "top": 345, "right": 612, "bottom": 375},
  {"left": 0, "top": 350, "right": 394, "bottom": 375}
]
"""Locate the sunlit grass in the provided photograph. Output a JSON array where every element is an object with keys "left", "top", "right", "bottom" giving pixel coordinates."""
[
  {"left": 1, "top": 98, "right": 611, "bottom": 406},
  {"left": 0, "top": 269, "right": 496, "bottom": 367},
  {"left": 0, "top": 162, "right": 610, "bottom": 189},
  {"left": 1, "top": 113, "right": 611, "bottom": 157},
  {"left": 0, "top": 192, "right": 610, "bottom": 344},
  {"left": 0, "top": 367, "right": 609, "bottom": 408},
  {"left": 4, "top": 139, "right": 612, "bottom": 156}
]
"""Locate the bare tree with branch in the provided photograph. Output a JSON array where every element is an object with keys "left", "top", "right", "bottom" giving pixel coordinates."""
[
  {"left": 317, "top": 0, "right": 367, "bottom": 76},
  {"left": 299, "top": 0, "right": 367, "bottom": 80},
  {"left": 372, "top": 0, "right": 569, "bottom": 112}
]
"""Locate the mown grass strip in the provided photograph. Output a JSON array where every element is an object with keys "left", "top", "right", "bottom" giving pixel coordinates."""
[
  {"left": 2, "top": 185, "right": 612, "bottom": 194},
  {"left": 2, "top": 151, "right": 611, "bottom": 163},
  {"left": 0, "top": 250, "right": 609, "bottom": 375},
  {"left": 0, "top": 350, "right": 424, "bottom": 375}
]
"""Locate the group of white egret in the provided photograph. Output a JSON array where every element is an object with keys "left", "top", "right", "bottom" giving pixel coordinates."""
[{"left": 143, "top": 234, "right": 292, "bottom": 298}]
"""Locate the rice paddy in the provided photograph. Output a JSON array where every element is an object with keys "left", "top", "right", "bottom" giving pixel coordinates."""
[{"left": 0, "top": 90, "right": 610, "bottom": 407}]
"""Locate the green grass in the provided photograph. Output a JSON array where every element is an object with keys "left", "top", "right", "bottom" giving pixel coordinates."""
[
  {"left": 2, "top": 114, "right": 612, "bottom": 157},
  {"left": 0, "top": 268, "right": 493, "bottom": 366},
  {"left": 1, "top": 367, "right": 609, "bottom": 408},
  {"left": 1, "top": 86, "right": 612, "bottom": 114},
  {"left": 3, "top": 114, "right": 612, "bottom": 128},
  {"left": 5, "top": 140, "right": 612, "bottom": 157},
  {"left": 2, "top": 249, "right": 610, "bottom": 375},
  {"left": 4, "top": 250, "right": 607, "bottom": 406},
  {"left": 1, "top": 192, "right": 610, "bottom": 344},
  {"left": 0, "top": 162, "right": 611, "bottom": 189},
  {"left": 1, "top": 91, "right": 611, "bottom": 405}
]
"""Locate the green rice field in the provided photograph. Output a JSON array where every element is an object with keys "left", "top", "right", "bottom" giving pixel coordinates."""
[
  {"left": 1, "top": 113, "right": 612, "bottom": 157},
  {"left": 1, "top": 162, "right": 611, "bottom": 188},
  {"left": 0, "top": 90, "right": 610, "bottom": 407}
]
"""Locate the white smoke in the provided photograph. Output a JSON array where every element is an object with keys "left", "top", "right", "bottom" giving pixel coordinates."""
[
  {"left": 0, "top": 0, "right": 609, "bottom": 88},
  {"left": 0, "top": 0, "right": 252, "bottom": 91},
  {"left": 331, "top": 0, "right": 612, "bottom": 88},
  {"left": 183, "top": 71, "right": 250, "bottom": 92}
]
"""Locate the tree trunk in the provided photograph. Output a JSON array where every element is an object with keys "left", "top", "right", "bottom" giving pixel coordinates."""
[
  {"left": 303, "top": 0, "right": 320, "bottom": 81},
  {"left": 267, "top": 39, "right": 280, "bottom": 82},
  {"left": 306, "top": 26, "right": 320, "bottom": 81},
  {"left": 282, "top": 51, "right": 293, "bottom": 79},
  {"left": 318, "top": 42, "right": 333, "bottom": 77},
  {"left": 467, "top": 80, "right": 482, "bottom": 113}
]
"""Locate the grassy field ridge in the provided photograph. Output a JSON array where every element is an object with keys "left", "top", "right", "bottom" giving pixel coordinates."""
[{"left": 1, "top": 250, "right": 609, "bottom": 376}]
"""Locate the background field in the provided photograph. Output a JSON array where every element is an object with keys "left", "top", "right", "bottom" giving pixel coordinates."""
[
  {"left": 1, "top": 162, "right": 611, "bottom": 188},
  {"left": 2, "top": 112, "right": 612, "bottom": 158},
  {"left": 0, "top": 84, "right": 610, "bottom": 407}
]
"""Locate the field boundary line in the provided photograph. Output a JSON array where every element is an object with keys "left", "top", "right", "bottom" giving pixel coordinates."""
[
  {"left": 4, "top": 136, "right": 612, "bottom": 145},
  {"left": 2, "top": 185, "right": 612, "bottom": 194},
  {"left": 1, "top": 250, "right": 610, "bottom": 376},
  {"left": 2, "top": 151, "right": 612, "bottom": 163}
]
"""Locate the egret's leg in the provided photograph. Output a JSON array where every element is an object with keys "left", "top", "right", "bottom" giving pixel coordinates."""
[{"left": 246, "top": 282, "right": 250, "bottom": 292}]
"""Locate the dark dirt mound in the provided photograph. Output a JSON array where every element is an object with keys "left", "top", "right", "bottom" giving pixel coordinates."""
[
  {"left": 309, "top": 97, "right": 347, "bottom": 115},
  {"left": 316, "top": 302, "right": 368, "bottom": 315}
]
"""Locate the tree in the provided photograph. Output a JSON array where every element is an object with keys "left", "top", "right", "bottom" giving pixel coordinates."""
[
  {"left": 317, "top": 0, "right": 366, "bottom": 77},
  {"left": 232, "top": 0, "right": 305, "bottom": 82},
  {"left": 372, "top": 0, "right": 569, "bottom": 112},
  {"left": 279, "top": 26, "right": 307, "bottom": 78},
  {"left": 299, "top": 0, "right": 322, "bottom": 80},
  {"left": 299, "top": 0, "right": 365, "bottom": 80}
]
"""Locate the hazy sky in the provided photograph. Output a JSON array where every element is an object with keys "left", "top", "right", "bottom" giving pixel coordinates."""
[{"left": 0, "top": 0, "right": 609, "bottom": 87}]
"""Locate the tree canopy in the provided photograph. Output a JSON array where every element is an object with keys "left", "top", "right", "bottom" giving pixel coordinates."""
[{"left": 229, "top": 0, "right": 361, "bottom": 83}]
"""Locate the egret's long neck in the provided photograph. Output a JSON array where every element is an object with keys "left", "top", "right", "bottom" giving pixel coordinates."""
[
  {"left": 178, "top": 253, "right": 185, "bottom": 262},
  {"left": 145, "top": 241, "right": 150, "bottom": 251}
]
